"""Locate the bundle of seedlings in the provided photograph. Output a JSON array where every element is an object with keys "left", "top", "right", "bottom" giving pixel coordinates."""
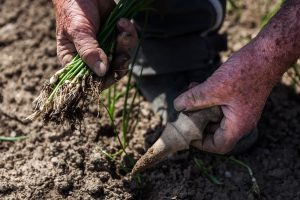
[{"left": 27, "top": 0, "right": 152, "bottom": 123}]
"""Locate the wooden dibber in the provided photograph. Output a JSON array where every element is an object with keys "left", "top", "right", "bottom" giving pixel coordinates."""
[{"left": 132, "top": 106, "right": 222, "bottom": 175}]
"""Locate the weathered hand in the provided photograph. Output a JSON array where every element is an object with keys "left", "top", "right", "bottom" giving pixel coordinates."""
[
  {"left": 52, "top": 0, "right": 138, "bottom": 83},
  {"left": 174, "top": 0, "right": 300, "bottom": 154},
  {"left": 174, "top": 43, "right": 278, "bottom": 154}
]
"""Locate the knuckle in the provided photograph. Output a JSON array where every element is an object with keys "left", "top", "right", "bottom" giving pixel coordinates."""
[
  {"left": 68, "top": 23, "right": 95, "bottom": 40},
  {"left": 56, "top": 48, "right": 66, "bottom": 63},
  {"left": 76, "top": 43, "right": 99, "bottom": 60},
  {"left": 186, "top": 88, "right": 199, "bottom": 106},
  {"left": 62, "top": 55, "right": 73, "bottom": 66},
  {"left": 79, "top": 48, "right": 94, "bottom": 61}
]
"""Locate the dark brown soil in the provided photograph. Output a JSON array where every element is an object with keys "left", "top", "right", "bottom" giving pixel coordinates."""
[{"left": 1, "top": 0, "right": 300, "bottom": 200}]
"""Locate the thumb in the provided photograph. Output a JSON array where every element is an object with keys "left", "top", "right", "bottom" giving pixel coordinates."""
[
  {"left": 72, "top": 30, "right": 108, "bottom": 77},
  {"left": 174, "top": 82, "right": 221, "bottom": 112}
]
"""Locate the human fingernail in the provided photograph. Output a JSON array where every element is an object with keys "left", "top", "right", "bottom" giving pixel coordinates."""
[
  {"left": 93, "top": 61, "right": 107, "bottom": 77},
  {"left": 118, "top": 18, "right": 130, "bottom": 32}
]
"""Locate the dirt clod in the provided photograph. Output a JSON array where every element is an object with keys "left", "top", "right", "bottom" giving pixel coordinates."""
[
  {"left": 85, "top": 178, "right": 104, "bottom": 197},
  {"left": 55, "top": 177, "right": 73, "bottom": 196}
]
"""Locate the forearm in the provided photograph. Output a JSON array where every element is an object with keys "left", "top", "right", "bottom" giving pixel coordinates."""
[{"left": 247, "top": 0, "right": 300, "bottom": 84}]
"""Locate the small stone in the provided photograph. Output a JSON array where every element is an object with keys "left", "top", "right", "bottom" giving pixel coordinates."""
[
  {"left": 0, "top": 181, "right": 15, "bottom": 193},
  {"left": 4, "top": 163, "right": 13, "bottom": 170},
  {"left": 134, "top": 143, "right": 145, "bottom": 155},
  {"left": 51, "top": 157, "right": 59, "bottom": 165},
  {"left": 269, "top": 168, "right": 287, "bottom": 179},
  {"left": 75, "top": 156, "right": 83, "bottom": 167},
  {"left": 88, "top": 153, "right": 107, "bottom": 171},
  {"left": 225, "top": 171, "right": 232, "bottom": 178},
  {"left": 141, "top": 108, "right": 150, "bottom": 117},
  {"left": 55, "top": 177, "right": 73, "bottom": 195},
  {"left": 99, "top": 172, "right": 110, "bottom": 183},
  {"left": 10, "top": 131, "right": 17, "bottom": 137},
  {"left": 85, "top": 178, "right": 103, "bottom": 197}
]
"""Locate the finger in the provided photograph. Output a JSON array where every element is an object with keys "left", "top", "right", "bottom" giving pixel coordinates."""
[
  {"left": 111, "top": 53, "right": 131, "bottom": 78},
  {"left": 115, "top": 32, "right": 134, "bottom": 53},
  {"left": 174, "top": 82, "right": 221, "bottom": 112},
  {"left": 57, "top": 37, "right": 77, "bottom": 66},
  {"left": 100, "top": 55, "right": 131, "bottom": 90},
  {"left": 70, "top": 28, "right": 108, "bottom": 77},
  {"left": 114, "top": 62, "right": 130, "bottom": 79},
  {"left": 201, "top": 117, "right": 239, "bottom": 154},
  {"left": 111, "top": 53, "right": 131, "bottom": 67},
  {"left": 116, "top": 18, "right": 138, "bottom": 53},
  {"left": 101, "top": 65, "right": 129, "bottom": 90},
  {"left": 204, "top": 122, "right": 219, "bottom": 135}
]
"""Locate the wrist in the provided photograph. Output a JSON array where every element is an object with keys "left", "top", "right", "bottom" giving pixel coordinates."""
[
  {"left": 241, "top": 1, "right": 300, "bottom": 86},
  {"left": 236, "top": 37, "right": 287, "bottom": 88}
]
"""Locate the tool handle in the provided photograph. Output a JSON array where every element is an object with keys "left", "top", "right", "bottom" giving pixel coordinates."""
[
  {"left": 184, "top": 106, "right": 222, "bottom": 131},
  {"left": 172, "top": 106, "right": 222, "bottom": 143}
]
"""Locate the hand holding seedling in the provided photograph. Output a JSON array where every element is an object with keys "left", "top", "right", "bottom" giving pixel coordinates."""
[
  {"left": 53, "top": 0, "right": 138, "bottom": 86},
  {"left": 28, "top": 0, "right": 149, "bottom": 122},
  {"left": 174, "top": 0, "right": 300, "bottom": 154}
]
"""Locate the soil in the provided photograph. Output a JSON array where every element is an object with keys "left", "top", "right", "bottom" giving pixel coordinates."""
[{"left": 1, "top": 0, "right": 300, "bottom": 200}]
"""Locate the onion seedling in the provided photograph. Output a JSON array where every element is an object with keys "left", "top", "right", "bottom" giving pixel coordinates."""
[{"left": 27, "top": 0, "right": 153, "bottom": 123}]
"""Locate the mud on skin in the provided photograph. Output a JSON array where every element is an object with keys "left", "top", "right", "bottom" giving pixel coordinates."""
[{"left": 1, "top": 0, "right": 300, "bottom": 200}]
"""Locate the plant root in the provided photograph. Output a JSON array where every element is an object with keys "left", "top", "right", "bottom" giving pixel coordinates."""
[{"left": 27, "top": 74, "right": 103, "bottom": 125}]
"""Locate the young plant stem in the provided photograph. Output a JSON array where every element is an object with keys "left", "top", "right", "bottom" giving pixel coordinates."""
[
  {"left": 121, "top": 11, "right": 149, "bottom": 148},
  {"left": 103, "top": 102, "right": 128, "bottom": 155},
  {"left": 0, "top": 136, "right": 27, "bottom": 142},
  {"left": 229, "top": 156, "right": 260, "bottom": 196},
  {"left": 194, "top": 157, "right": 223, "bottom": 185},
  {"left": 121, "top": 43, "right": 141, "bottom": 147}
]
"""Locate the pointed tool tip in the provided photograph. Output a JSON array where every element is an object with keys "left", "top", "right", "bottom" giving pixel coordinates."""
[
  {"left": 131, "top": 152, "right": 154, "bottom": 175},
  {"left": 131, "top": 166, "right": 140, "bottom": 176},
  {"left": 131, "top": 146, "right": 172, "bottom": 175}
]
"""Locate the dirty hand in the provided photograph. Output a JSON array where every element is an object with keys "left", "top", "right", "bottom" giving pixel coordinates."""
[
  {"left": 174, "top": 0, "right": 300, "bottom": 154},
  {"left": 174, "top": 42, "right": 280, "bottom": 154},
  {"left": 52, "top": 0, "right": 138, "bottom": 85}
]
